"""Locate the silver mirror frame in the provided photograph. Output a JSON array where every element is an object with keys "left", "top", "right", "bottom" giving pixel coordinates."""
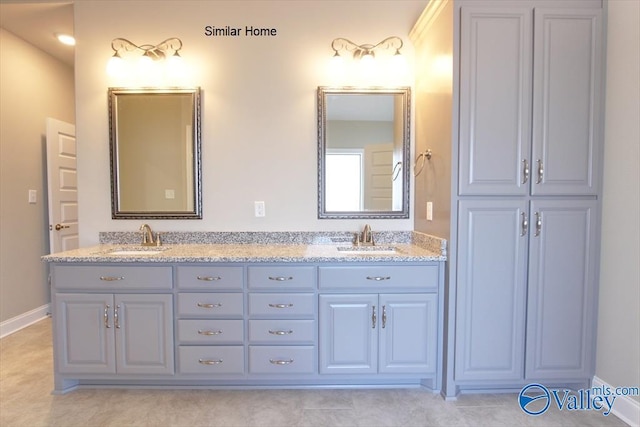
[
  {"left": 317, "top": 86, "right": 411, "bottom": 219},
  {"left": 108, "top": 87, "right": 202, "bottom": 219}
]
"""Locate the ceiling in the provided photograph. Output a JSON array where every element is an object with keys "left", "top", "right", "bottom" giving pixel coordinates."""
[{"left": 0, "top": 1, "right": 74, "bottom": 67}]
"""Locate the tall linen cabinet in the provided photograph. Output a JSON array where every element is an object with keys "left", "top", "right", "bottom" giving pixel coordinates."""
[{"left": 410, "top": 0, "right": 605, "bottom": 397}]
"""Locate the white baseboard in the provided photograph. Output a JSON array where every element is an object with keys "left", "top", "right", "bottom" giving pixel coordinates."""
[
  {"left": 593, "top": 376, "right": 640, "bottom": 427},
  {"left": 0, "top": 304, "right": 50, "bottom": 339}
]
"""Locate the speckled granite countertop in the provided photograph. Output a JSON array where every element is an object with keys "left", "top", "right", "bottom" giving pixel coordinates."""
[{"left": 42, "top": 231, "right": 447, "bottom": 263}]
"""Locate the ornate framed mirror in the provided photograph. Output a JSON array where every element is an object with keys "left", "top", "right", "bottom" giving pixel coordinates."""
[
  {"left": 108, "top": 87, "right": 202, "bottom": 219},
  {"left": 317, "top": 86, "right": 411, "bottom": 219}
]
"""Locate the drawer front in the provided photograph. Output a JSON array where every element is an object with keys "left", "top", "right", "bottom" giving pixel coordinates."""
[
  {"left": 178, "top": 319, "right": 244, "bottom": 344},
  {"left": 54, "top": 265, "right": 173, "bottom": 290},
  {"left": 248, "top": 320, "right": 315, "bottom": 344},
  {"left": 247, "top": 266, "right": 316, "bottom": 290},
  {"left": 178, "top": 293, "right": 243, "bottom": 317},
  {"left": 318, "top": 265, "right": 439, "bottom": 291},
  {"left": 177, "top": 266, "right": 243, "bottom": 290},
  {"left": 179, "top": 346, "right": 244, "bottom": 374},
  {"left": 248, "top": 293, "right": 315, "bottom": 317},
  {"left": 249, "top": 346, "right": 315, "bottom": 374}
]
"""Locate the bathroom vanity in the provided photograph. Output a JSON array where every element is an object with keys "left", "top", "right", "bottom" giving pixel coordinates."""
[{"left": 44, "top": 232, "right": 446, "bottom": 394}]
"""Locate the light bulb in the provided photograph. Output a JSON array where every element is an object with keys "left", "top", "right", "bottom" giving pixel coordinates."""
[{"left": 107, "top": 54, "right": 124, "bottom": 77}]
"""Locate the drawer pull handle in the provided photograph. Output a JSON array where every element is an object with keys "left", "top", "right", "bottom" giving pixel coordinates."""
[
  {"left": 197, "top": 302, "right": 223, "bottom": 309},
  {"left": 198, "top": 358, "right": 223, "bottom": 365},
  {"left": 268, "top": 303, "right": 294, "bottom": 309},
  {"left": 268, "top": 329, "right": 293, "bottom": 336},
  {"left": 197, "top": 276, "right": 222, "bottom": 281},
  {"left": 269, "top": 358, "right": 294, "bottom": 365},
  {"left": 366, "top": 276, "right": 391, "bottom": 281},
  {"left": 198, "top": 329, "right": 223, "bottom": 336},
  {"left": 268, "top": 276, "right": 293, "bottom": 281},
  {"left": 99, "top": 276, "right": 124, "bottom": 281}
]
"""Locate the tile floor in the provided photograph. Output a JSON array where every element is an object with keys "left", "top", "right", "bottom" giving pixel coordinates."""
[{"left": 0, "top": 319, "right": 628, "bottom": 426}]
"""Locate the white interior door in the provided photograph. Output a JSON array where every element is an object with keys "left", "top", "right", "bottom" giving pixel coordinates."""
[
  {"left": 46, "top": 118, "right": 78, "bottom": 254},
  {"left": 363, "top": 143, "right": 393, "bottom": 211}
]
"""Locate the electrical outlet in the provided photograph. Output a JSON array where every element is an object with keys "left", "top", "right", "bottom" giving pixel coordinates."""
[
  {"left": 254, "top": 201, "right": 266, "bottom": 217},
  {"left": 426, "top": 201, "right": 433, "bottom": 221},
  {"left": 28, "top": 190, "right": 37, "bottom": 204},
  {"left": 165, "top": 189, "right": 175, "bottom": 199}
]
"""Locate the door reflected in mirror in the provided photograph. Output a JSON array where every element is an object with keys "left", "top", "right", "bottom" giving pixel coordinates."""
[
  {"left": 108, "top": 87, "right": 202, "bottom": 219},
  {"left": 318, "top": 87, "right": 410, "bottom": 219}
]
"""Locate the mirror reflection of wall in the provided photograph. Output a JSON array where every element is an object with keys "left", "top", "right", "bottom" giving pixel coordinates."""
[
  {"left": 109, "top": 87, "right": 202, "bottom": 219},
  {"left": 318, "top": 87, "right": 410, "bottom": 219}
]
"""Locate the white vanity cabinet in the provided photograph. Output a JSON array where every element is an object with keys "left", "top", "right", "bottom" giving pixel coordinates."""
[
  {"left": 318, "top": 265, "right": 441, "bottom": 384},
  {"left": 52, "top": 265, "right": 174, "bottom": 377},
  {"left": 176, "top": 266, "right": 245, "bottom": 375}
]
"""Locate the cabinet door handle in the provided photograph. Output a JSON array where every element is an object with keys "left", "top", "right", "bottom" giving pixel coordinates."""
[
  {"left": 268, "top": 303, "right": 293, "bottom": 309},
  {"left": 104, "top": 304, "right": 111, "bottom": 328},
  {"left": 366, "top": 276, "right": 391, "bottom": 281},
  {"left": 198, "top": 358, "right": 223, "bottom": 365},
  {"left": 198, "top": 329, "right": 223, "bottom": 336},
  {"left": 536, "top": 159, "right": 544, "bottom": 184},
  {"left": 535, "top": 212, "right": 542, "bottom": 237},
  {"left": 382, "top": 305, "right": 387, "bottom": 329},
  {"left": 196, "top": 276, "right": 221, "bottom": 281},
  {"left": 197, "top": 302, "right": 222, "bottom": 309},
  {"left": 99, "top": 276, "right": 124, "bottom": 281},
  {"left": 114, "top": 304, "right": 121, "bottom": 329},
  {"left": 269, "top": 329, "right": 294, "bottom": 336},
  {"left": 521, "top": 212, "right": 529, "bottom": 237},
  {"left": 268, "top": 276, "right": 293, "bottom": 281},
  {"left": 372, "top": 305, "right": 377, "bottom": 329},
  {"left": 522, "top": 159, "right": 530, "bottom": 184},
  {"left": 269, "top": 358, "right": 294, "bottom": 365}
]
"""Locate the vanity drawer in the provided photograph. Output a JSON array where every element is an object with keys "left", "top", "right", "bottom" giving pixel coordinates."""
[
  {"left": 249, "top": 346, "right": 315, "bottom": 374},
  {"left": 178, "top": 293, "right": 243, "bottom": 317},
  {"left": 318, "top": 265, "right": 439, "bottom": 291},
  {"left": 248, "top": 293, "right": 315, "bottom": 317},
  {"left": 178, "top": 319, "right": 244, "bottom": 344},
  {"left": 248, "top": 320, "right": 315, "bottom": 344},
  {"left": 177, "top": 266, "right": 243, "bottom": 290},
  {"left": 179, "top": 346, "right": 245, "bottom": 375},
  {"left": 247, "top": 266, "right": 316, "bottom": 290},
  {"left": 53, "top": 265, "right": 173, "bottom": 290}
]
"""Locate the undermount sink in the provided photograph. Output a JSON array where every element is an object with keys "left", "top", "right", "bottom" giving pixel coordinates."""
[
  {"left": 336, "top": 246, "right": 397, "bottom": 255},
  {"left": 108, "top": 248, "right": 167, "bottom": 256}
]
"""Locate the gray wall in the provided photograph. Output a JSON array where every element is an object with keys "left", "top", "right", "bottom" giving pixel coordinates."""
[
  {"left": 596, "top": 0, "right": 640, "bottom": 404},
  {"left": 0, "top": 28, "right": 75, "bottom": 323}
]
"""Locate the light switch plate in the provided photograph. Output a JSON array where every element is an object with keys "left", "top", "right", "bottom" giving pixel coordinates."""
[
  {"left": 28, "top": 190, "right": 37, "bottom": 204},
  {"left": 254, "top": 201, "right": 266, "bottom": 217}
]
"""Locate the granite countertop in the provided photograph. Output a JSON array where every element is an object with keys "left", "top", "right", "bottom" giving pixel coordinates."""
[{"left": 42, "top": 231, "right": 447, "bottom": 263}]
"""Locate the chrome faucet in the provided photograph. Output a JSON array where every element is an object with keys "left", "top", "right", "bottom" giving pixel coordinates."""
[
  {"left": 357, "top": 224, "right": 375, "bottom": 246},
  {"left": 139, "top": 224, "right": 160, "bottom": 246}
]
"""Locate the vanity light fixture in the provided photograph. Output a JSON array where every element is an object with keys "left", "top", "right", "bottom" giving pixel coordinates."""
[
  {"left": 107, "top": 37, "right": 183, "bottom": 76},
  {"left": 330, "top": 36, "right": 403, "bottom": 63}
]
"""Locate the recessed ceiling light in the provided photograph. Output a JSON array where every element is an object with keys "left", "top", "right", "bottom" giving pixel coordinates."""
[{"left": 56, "top": 33, "right": 76, "bottom": 46}]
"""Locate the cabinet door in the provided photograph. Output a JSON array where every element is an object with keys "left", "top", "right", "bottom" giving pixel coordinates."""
[
  {"left": 459, "top": 7, "right": 532, "bottom": 195},
  {"left": 455, "top": 200, "right": 529, "bottom": 381},
  {"left": 526, "top": 200, "right": 597, "bottom": 379},
  {"left": 115, "top": 294, "right": 174, "bottom": 375},
  {"left": 379, "top": 294, "right": 437, "bottom": 374},
  {"left": 531, "top": 9, "right": 602, "bottom": 195},
  {"left": 319, "top": 294, "right": 377, "bottom": 374},
  {"left": 54, "top": 293, "right": 116, "bottom": 374}
]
